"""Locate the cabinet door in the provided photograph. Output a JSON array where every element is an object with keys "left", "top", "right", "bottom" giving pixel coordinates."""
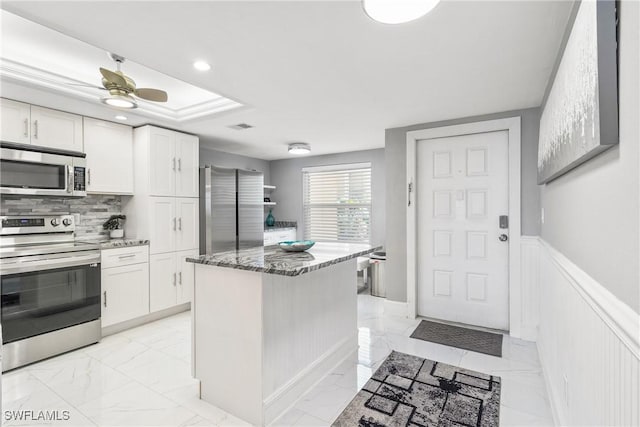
[
  {"left": 176, "top": 249, "right": 198, "bottom": 304},
  {"left": 149, "top": 197, "right": 176, "bottom": 254},
  {"left": 102, "top": 263, "right": 150, "bottom": 327},
  {"left": 149, "top": 127, "right": 176, "bottom": 196},
  {"left": 175, "top": 133, "right": 199, "bottom": 197},
  {"left": 0, "top": 98, "right": 31, "bottom": 145},
  {"left": 30, "top": 105, "right": 83, "bottom": 152},
  {"left": 83, "top": 117, "right": 133, "bottom": 194},
  {"left": 150, "top": 253, "right": 177, "bottom": 312},
  {"left": 176, "top": 197, "right": 199, "bottom": 251}
]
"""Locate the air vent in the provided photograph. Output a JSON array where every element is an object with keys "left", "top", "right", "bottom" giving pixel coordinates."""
[{"left": 229, "top": 123, "right": 253, "bottom": 130}]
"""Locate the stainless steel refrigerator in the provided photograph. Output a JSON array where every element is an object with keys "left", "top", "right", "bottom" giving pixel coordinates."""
[{"left": 200, "top": 166, "right": 264, "bottom": 254}]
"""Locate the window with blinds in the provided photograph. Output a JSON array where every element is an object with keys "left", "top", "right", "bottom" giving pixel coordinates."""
[{"left": 303, "top": 164, "right": 372, "bottom": 243}]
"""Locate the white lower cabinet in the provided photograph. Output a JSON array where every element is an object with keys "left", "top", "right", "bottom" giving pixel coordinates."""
[
  {"left": 150, "top": 250, "right": 197, "bottom": 312},
  {"left": 101, "top": 246, "right": 150, "bottom": 327}
]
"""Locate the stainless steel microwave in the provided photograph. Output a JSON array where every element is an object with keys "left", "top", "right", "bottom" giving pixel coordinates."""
[{"left": 0, "top": 143, "right": 87, "bottom": 197}]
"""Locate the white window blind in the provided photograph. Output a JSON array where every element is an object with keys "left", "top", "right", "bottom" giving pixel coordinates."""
[{"left": 303, "top": 164, "right": 372, "bottom": 243}]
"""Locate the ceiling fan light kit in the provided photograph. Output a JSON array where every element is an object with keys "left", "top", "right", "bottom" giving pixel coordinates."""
[
  {"left": 288, "top": 142, "right": 311, "bottom": 155},
  {"left": 362, "top": 0, "right": 440, "bottom": 24},
  {"left": 101, "top": 94, "right": 137, "bottom": 109}
]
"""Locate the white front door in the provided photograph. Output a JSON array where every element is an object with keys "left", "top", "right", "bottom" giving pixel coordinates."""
[{"left": 416, "top": 130, "right": 509, "bottom": 330}]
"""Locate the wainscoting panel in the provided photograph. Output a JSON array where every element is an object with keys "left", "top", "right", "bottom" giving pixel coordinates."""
[
  {"left": 519, "top": 236, "right": 540, "bottom": 341},
  {"left": 536, "top": 238, "right": 639, "bottom": 426}
]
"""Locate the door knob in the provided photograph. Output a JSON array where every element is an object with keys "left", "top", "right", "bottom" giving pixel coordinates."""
[{"left": 499, "top": 234, "right": 508, "bottom": 242}]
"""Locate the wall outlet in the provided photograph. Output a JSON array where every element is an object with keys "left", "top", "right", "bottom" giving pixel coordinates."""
[
  {"left": 563, "top": 374, "right": 569, "bottom": 407},
  {"left": 73, "top": 213, "right": 81, "bottom": 225}
]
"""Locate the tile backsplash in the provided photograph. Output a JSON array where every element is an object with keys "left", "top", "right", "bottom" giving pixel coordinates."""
[{"left": 0, "top": 195, "right": 123, "bottom": 239}]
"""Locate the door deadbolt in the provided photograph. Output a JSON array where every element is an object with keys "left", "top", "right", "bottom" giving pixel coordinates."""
[{"left": 499, "top": 234, "right": 508, "bottom": 242}]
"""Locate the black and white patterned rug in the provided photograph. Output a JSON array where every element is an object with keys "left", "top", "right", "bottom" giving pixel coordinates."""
[{"left": 332, "top": 351, "right": 501, "bottom": 427}]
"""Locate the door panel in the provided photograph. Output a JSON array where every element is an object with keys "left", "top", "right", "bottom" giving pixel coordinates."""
[
  {"left": 149, "top": 127, "right": 175, "bottom": 196},
  {"left": 0, "top": 98, "right": 31, "bottom": 145},
  {"left": 30, "top": 106, "right": 83, "bottom": 152},
  {"left": 176, "top": 249, "right": 198, "bottom": 304},
  {"left": 83, "top": 117, "right": 133, "bottom": 194},
  {"left": 176, "top": 134, "right": 199, "bottom": 197},
  {"left": 102, "top": 264, "right": 149, "bottom": 327},
  {"left": 150, "top": 253, "right": 177, "bottom": 312},
  {"left": 149, "top": 197, "right": 175, "bottom": 254},
  {"left": 417, "top": 130, "right": 509, "bottom": 330},
  {"left": 176, "top": 197, "right": 199, "bottom": 251}
]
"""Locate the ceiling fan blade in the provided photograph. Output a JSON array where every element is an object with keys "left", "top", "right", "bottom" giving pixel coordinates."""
[
  {"left": 99, "top": 67, "right": 127, "bottom": 87},
  {"left": 134, "top": 88, "right": 168, "bottom": 102}
]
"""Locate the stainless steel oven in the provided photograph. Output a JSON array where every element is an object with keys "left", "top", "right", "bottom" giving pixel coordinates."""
[
  {"left": 0, "top": 143, "right": 87, "bottom": 197},
  {"left": 0, "top": 215, "right": 100, "bottom": 371}
]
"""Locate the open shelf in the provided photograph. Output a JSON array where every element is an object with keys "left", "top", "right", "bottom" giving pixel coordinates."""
[
  {"left": 263, "top": 185, "right": 276, "bottom": 190},
  {"left": 263, "top": 202, "right": 277, "bottom": 206}
]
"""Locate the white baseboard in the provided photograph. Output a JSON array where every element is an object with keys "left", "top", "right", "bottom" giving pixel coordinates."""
[
  {"left": 101, "top": 303, "right": 190, "bottom": 337},
  {"left": 383, "top": 299, "right": 408, "bottom": 318},
  {"left": 536, "top": 238, "right": 639, "bottom": 426},
  {"left": 264, "top": 335, "right": 358, "bottom": 426}
]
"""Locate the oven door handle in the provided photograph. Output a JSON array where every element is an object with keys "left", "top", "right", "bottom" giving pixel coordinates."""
[{"left": 1, "top": 252, "right": 100, "bottom": 275}]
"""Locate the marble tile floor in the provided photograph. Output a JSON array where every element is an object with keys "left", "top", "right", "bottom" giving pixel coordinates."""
[{"left": 1, "top": 295, "right": 554, "bottom": 426}]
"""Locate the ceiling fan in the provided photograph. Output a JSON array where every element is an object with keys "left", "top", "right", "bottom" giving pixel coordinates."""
[{"left": 76, "top": 53, "right": 168, "bottom": 109}]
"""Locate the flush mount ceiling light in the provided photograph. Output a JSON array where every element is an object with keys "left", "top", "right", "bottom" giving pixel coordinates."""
[
  {"left": 288, "top": 142, "right": 311, "bottom": 155},
  {"left": 363, "top": 0, "right": 440, "bottom": 24},
  {"left": 100, "top": 94, "right": 137, "bottom": 109},
  {"left": 193, "top": 60, "right": 211, "bottom": 71}
]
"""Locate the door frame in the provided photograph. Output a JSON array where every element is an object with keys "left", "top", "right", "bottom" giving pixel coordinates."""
[{"left": 406, "top": 117, "right": 522, "bottom": 334}]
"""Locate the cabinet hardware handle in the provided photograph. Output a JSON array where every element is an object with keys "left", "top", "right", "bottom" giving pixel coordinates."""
[
  {"left": 67, "top": 165, "right": 73, "bottom": 193},
  {"left": 173, "top": 158, "right": 176, "bottom": 171},
  {"left": 104, "top": 291, "right": 107, "bottom": 307},
  {"left": 88, "top": 169, "right": 91, "bottom": 186},
  {"left": 178, "top": 158, "right": 182, "bottom": 171},
  {"left": 33, "top": 120, "right": 38, "bottom": 139},
  {"left": 173, "top": 272, "right": 177, "bottom": 286},
  {"left": 23, "top": 118, "right": 29, "bottom": 137},
  {"left": 178, "top": 218, "right": 182, "bottom": 231},
  {"left": 173, "top": 217, "right": 177, "bottom": 231},
  {"left": 118, "top": 254, "right": 136, "bottom": 259},
  {"left": 179, "top": 271, "right": 182, "bottom": 285}
]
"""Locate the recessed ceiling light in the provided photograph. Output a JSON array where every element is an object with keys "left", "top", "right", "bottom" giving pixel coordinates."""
[
  {"left": 193, "top": 60, "right": 211, "bottom": 71},
  {"left": 288, "top": 143, "right": 311, "bottom": 155},
  {"left": 101, "top": 94, "right": 137, "bottom": 109},
  {"left": 115, "top": 115, "right": 127, "bottom": 121},
  {"left": 363, "top": 0, "right": 440, "bottom": 24}
]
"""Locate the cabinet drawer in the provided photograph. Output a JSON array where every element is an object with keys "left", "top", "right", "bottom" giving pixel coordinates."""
[{"left": 102, "top": 245, "right": 149, "bottom": 268}]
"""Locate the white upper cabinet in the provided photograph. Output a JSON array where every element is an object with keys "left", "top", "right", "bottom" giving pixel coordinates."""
[
  {"left": 0, "top": 99, "right": 83, "bottom": 152},
  {"left": 0, "top": 98, "right": 31, "bottom": 145},
  {"left": 176, "top": 133, "right": 200, "bottom": 197},
  {"left": 83, "top": 117, "right": 133, "bottom": 195},
  {"left": 30, "top": 105, "right": 83, "bottom": 152},
  {"left": 149, "top": 127, "right": 177, "bottom": 197},
  {"left": 134, "top": 125, "right": 199, "bottom": 197}
]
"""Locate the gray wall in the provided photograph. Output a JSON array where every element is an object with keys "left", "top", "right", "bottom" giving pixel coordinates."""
[
  {"left": 269, "top": 149, "right": 386, "bottom": 246},
  {"left": 541, "top": 0, "right": 639, "bottom": 313},
  {"left": 200, "top": 146, "right": 271, "bottom": 185},
  {"left": 384, "top": 108, "right": 541, "bottom": 302}
]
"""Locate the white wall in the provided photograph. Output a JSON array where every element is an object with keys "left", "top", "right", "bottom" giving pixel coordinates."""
[
  {"left": 540, "top": 0, "right": 639, "bottom": 314},
  {"left": 269, "top": 149, "right": 385, "bottom": 246}
]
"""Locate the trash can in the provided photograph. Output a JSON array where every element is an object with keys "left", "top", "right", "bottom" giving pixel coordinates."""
[{"left": 369, "top": 251, "right": 386, "bottom": 298}]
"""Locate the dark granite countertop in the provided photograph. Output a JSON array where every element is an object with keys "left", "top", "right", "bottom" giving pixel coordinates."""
[
  {"left": 187, "top": 242, "right": 380, "bottom": 276},
  {"left": 77, "top": 238, "right": 150, "bottom": 249}
]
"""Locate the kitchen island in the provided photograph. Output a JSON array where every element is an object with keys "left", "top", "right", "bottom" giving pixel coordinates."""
[{"left": 187, "top": 242, "right": 379, "bottom": 426}]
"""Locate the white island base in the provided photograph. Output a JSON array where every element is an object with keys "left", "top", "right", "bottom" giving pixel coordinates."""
[{"left": 192, "top": 259, "right": 358, "bottom": 426}]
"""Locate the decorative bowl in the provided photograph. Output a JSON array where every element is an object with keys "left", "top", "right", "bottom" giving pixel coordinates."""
[{"left": 278, "top": 240, "right": 316, "bottom": 252}]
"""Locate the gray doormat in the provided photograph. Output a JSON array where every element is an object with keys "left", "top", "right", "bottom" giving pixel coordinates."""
[
  {"left": 332, "top": 351, "right": 501, "bottom": 427},
  {"left": 410, "top": 320, "right": 503, "bottom": 357}
]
